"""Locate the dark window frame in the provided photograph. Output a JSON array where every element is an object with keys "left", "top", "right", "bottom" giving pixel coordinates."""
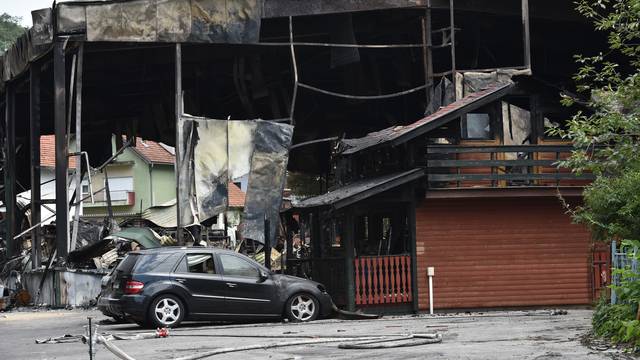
[
  {"left": 460, "top": 112, "right": 493, "bottom": 140},
  {"left": 174, "top": 253, "right": 217, "bottom": 275}
]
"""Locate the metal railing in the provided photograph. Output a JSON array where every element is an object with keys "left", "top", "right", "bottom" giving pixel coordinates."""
[{"left": 611, "top": 240, "right": 638, "bottom": 304}]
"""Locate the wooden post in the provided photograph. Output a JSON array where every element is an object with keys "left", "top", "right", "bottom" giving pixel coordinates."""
[
  {"left": 4, "top": 82, "right": 16, "bottom": 258},
  {"left": 30, "top": 62, "right": 42, "bottom": 268},
  {"left": 344, "top": 212, "right": 356, "bottom": 311},
  {"left": 54, "top": 38, "right": 69, "bottom": 258},
  {"left": 309, "top": 212, "right": 320, "bottom": 278},
  {"left": 408, "top": 194, "right": 419, "bottom": 313}
]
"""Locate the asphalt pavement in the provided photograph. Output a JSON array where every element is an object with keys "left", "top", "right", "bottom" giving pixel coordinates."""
[{"left": 0, "top": 308, "right": 627, "bottom": 359}]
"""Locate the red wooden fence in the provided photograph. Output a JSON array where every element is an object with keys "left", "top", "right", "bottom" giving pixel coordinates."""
[{"left": 354, "top": 255, "right": 412, "bottom": 305}]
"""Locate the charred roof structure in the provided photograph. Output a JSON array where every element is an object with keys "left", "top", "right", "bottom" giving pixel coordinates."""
[{"left": 0, "top": 0, "right": 607, "bottom": 309}]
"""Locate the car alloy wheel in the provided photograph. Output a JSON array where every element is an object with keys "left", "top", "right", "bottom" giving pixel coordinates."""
[
  {"left": 152, "top": 296, "right": 183, "bottom": 327},
  {"left": 288, "top": 294, "right": 318, "bottom": 322}
]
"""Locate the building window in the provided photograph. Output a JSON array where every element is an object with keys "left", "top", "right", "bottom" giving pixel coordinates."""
[
  {"left": 81, "top": 180, "right": 90, "bottom": 197},
  {"left": 107, "top": 177, "right": 133, "bottom": 201},
  {"left": 461, "top": 113, "right": 492, "bottom": 140}
]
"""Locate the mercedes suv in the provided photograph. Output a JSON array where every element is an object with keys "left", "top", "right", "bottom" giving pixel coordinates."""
[{"left": 97, "top": 247, "right": 333, "bottom": 327}]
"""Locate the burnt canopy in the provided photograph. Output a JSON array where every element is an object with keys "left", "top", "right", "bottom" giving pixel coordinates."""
[{"left": 0, "top": 0, "right": 609, "bottom": 183}]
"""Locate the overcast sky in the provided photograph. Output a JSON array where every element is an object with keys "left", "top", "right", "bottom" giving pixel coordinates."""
[{"left": 2, "top": 0, "right": 54, "bottom": 27}]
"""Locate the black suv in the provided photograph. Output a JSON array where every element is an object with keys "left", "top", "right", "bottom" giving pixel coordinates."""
[{"left": 98, "top": 247, "right": 333, "bottom": 327}]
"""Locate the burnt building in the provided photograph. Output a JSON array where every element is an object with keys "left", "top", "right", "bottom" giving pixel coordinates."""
[{"left": 1, "top": 0, "right": 603, "bottom": 310}]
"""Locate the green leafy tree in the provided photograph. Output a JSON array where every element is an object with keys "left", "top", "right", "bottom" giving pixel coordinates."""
[
  {"left": 559, "top": 0, "right": 640, "bottom": 347},
  {"left": 0, "top": 13, "right": 26, "bottom": 54},
  {"left": 551, "top": 0, "right": 640, "bottom": 243}
]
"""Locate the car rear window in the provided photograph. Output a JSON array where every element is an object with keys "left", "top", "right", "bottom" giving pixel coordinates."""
[
  {"left": 133, "top": 253, "right": 173, "bottom": 273},
  {"left": 116, "top": 253, "right": 139, "bottom": 275}
]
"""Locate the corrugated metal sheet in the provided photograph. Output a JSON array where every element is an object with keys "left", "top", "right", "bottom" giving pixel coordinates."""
[{"left": 415, "top": 197, "right": 592, "bottom": 309}]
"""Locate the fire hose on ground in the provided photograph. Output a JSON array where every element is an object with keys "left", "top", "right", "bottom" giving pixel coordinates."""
[
  {"left": 91, "top": 332, "right": 442, "bottom": 360},
  {"left": 38, "top": 305, "right": 440, "bottom": 360}
]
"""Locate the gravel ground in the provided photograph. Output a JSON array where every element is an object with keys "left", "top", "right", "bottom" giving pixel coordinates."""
[{"left": 0, "top": 307, "right": 630, "bottom": 359}]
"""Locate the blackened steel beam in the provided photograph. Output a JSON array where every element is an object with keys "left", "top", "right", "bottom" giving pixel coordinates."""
[
  {"left": 421, "top": 4, "right": 433, "bottom": 108},
  {"left": 522, "top": 0, "right": 531, "bottom": 69},
  {"left": 263, "top": 0, "right": 426, "bottom": 18},
  {"left": 449, "top": 0, "right": 456, "bottom": 76},
  {"left": 70, "top": 44, "right": 84, "bottom": 252},
  {"left": 264, "top": 216, "right": 271, "bottom": 269},
  {"left": 104, "top": 167, "right": 114, "bottom": 220},
  {"left": 174, "top": 43, "right": 184, "bottom": 245},
  {"left": 54, "top": 39, "right": 69, "bottom": 258},
  {"left": 4, "top": 83, "right": 16, "bottom": 258},
  {"left": 30, "top": 62, "right": 42, "bottom": 268}
]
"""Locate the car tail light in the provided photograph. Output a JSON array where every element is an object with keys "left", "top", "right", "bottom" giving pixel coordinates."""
[{"left": 124, "top": 280, "right": 144, "bottom": 295}]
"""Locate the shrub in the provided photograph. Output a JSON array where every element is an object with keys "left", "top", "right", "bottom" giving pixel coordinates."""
[
  {"left": 593, "top": 296, "right": 635, "bottom": 340},
  {"left": 593, "top": 289, "right": 640, "bottom": 348}
]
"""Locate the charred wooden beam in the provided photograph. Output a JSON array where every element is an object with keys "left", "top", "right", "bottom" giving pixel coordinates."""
[
  {"left": 408, "top": 196, "right": 419, "bottom": 313},
  {"left": 428, "top": 173, "right": 594, "bottom": 182},
  {"left": 344, "top": 212, "right": 355, "bottom": 312},
  {"left": 426, "top": 144, "right": 576, "bottom": 153}
]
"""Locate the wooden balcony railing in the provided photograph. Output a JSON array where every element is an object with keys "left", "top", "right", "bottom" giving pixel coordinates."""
[
  {"left": 354, "top": 255, "right": 412, "bottom": 305},
  {"left": 426, "top": 145, "right": 594, "bottom": 188}
]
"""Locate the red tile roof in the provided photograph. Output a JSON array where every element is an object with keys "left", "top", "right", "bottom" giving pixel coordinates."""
[
  {"left": 40, "top": 135, "right": 78, "bottom": 168},
  {"left": 131, "top": 138, "right": 175, "bottom": 164},
  {"left": 41, "top": 136, "right": 175, "bottom": 168},
  {"left": 228, "top": 182, "right": 245, "bottom": 208}
]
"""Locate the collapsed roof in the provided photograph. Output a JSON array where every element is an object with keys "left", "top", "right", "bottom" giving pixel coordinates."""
[
  {"left": 339, "top": 82, "right": 514, "bottom": 155},
  {"left": 292, "top": 168, "right": 424, "bottom": 210}
]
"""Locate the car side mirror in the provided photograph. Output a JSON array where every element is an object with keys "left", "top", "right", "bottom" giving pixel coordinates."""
[{"left": 259, "top": 269, "right": 270, "bottom": 282}]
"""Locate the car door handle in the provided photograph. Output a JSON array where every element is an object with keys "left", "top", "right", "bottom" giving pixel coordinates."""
[
  {"left": 175, "top": 278, "right": 186, "bottom": 283},
  {"left": 226, "top": 282, "right": 237, "bottom": 288}
]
